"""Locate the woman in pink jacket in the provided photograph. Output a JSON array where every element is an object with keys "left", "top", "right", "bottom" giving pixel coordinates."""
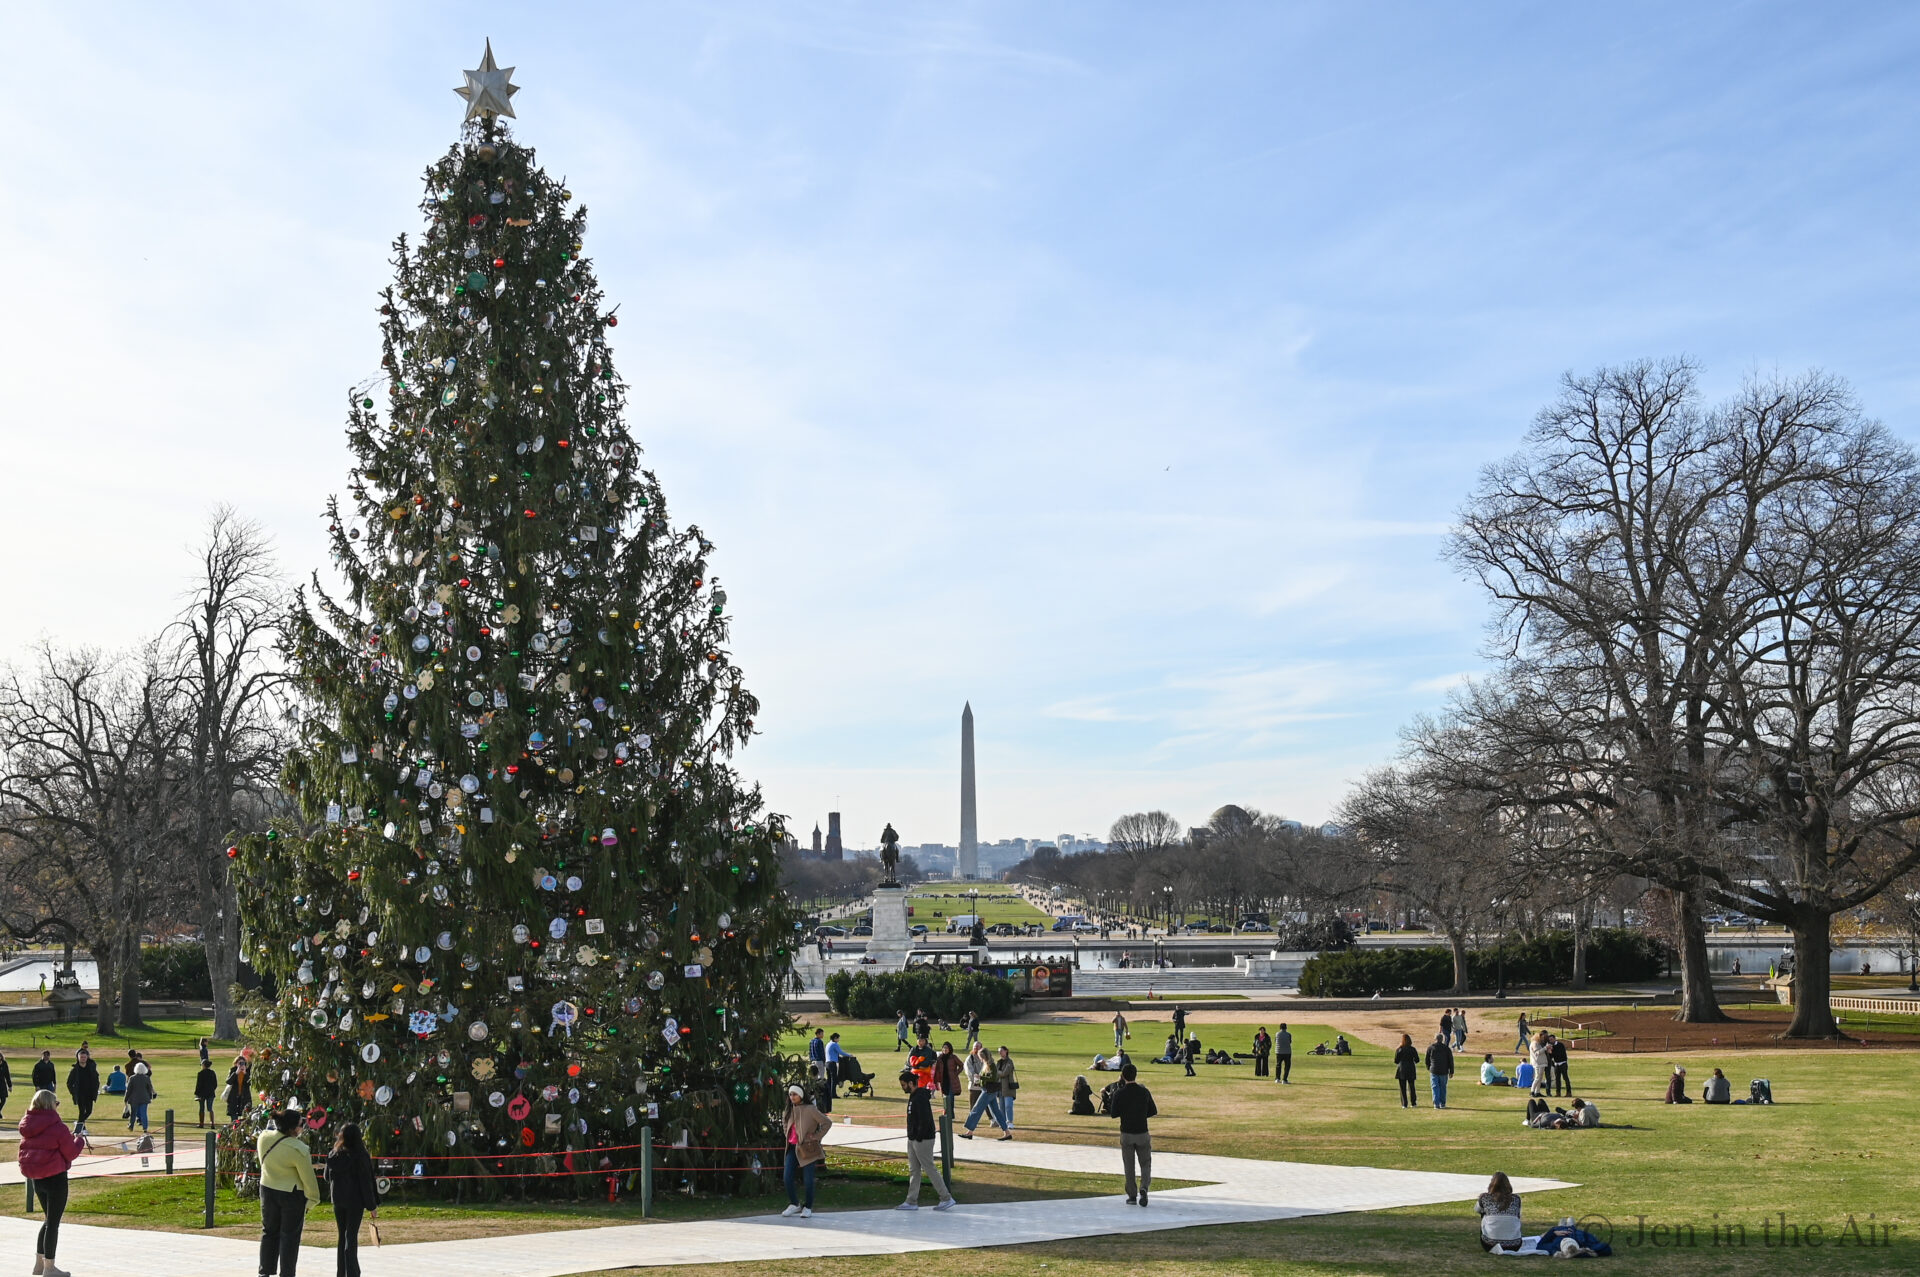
[{"left": 19, "top": 1089, "right": 86, "bottom": 1277}]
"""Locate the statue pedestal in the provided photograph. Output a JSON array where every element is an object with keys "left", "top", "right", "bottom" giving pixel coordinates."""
[{"left": 867, "top": 885, "right": 913, "bottom": 970}]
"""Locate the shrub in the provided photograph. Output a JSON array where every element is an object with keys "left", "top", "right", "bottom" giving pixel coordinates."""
[
  {"left": 141, "top": 943, "right": 213, "bottom": 1000},
  {"left": 825, "top": 967, "right": 1017, "bottom": 1020},
  {"left": 1296, "top": 929, "right": 1669, "bottom": 996}
]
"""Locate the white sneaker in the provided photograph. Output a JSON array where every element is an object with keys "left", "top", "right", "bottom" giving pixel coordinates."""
[
  {"left": 800, "top": 1207, "right": 813, "bottom": 1219},
  {"left": 934, "top": 1199, "right": 956, "bottom": 1211},
  {"left": 781, "top": 1205, "right": 801, "bottom": 1217},
  {"left": 895, "top": 1201, "right": 919, "bottom": 1211}
]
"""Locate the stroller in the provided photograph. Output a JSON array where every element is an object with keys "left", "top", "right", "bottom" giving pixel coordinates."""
[{"left": 838, "top": 1053, "right": 877, "bottom": 1098}]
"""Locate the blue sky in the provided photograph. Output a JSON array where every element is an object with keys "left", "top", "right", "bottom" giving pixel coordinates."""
[{"left": 3, "top": 2, "right": 1918, "bottom": 846}]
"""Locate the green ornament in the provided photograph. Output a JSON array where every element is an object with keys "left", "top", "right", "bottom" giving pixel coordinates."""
[{"left": 466, "top": 271, "right": 489, "bottom": 292}]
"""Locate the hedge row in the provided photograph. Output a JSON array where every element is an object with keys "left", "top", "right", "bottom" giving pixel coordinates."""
[
  {"left": 1297, "top": 929, "right": 1670, "bottom": 997},
  {"left": 824, "top": 967, "right": 1017, "bottom": 1020},
  {"left": 140, "top": 943, "right": 214, "bottom": 1000}
]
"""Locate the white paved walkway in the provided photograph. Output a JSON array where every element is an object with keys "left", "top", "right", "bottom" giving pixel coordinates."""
[{"left": 0, "top": 1125, "right": 1572, "bottom": 1276}]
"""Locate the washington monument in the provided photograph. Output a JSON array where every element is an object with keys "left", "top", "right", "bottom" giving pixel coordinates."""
[{"left": 959, "top": 702, "right": 979, "bottom": 879}]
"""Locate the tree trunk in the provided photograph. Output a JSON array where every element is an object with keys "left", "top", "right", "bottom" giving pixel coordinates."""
[
  {"left": 93, "top": 945, "right": 117, "bottom": 1037},
  {"left": 1445, "top": 927, "right": 1470, "bottom": 996},
  {"left": 1672, "top": 888, "right": 1728, "bottom": 1023},
  {"left": 1784, "top": 909, "right": 1842, "bottom": 1038},
  {"left": 119, "top": 929, "right": 145, "bottom": 1029},
  {"left": 204, "top": 880, "right": 241, "bottom": 1040},
  {"left": 1570, "top": 906, "right": 1589, "bottom": 992}
]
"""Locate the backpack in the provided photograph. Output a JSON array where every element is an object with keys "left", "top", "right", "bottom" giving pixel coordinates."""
[{"left": 1749, "top": 1078, "right": 1773, "bottom": 1105}]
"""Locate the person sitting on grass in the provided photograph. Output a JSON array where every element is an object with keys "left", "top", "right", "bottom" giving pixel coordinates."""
[
  {"left": 1571, "top": 1097, "right": 1599, "bottom": 1127},
  {"left": 1664, "top": 1065, "right": 1691, "bottom": 1104},
  {"left": 1333, "top": 1036, "right": 1352, "bottom": 1055},
  {"left": 1071, "top": 1075, "right": 1098, "bottom": 1115},
  {"left": 1154, "top": 1035, "right": 1180, "bottom": 1065},
  {"left": 1480, "top": 1054, "right": 1510, "bottom": 1086},
  {"left": 103, "top": 1066, "right": 127, "bottom": 1098},
  {"left": 1476, "top": 1171, "right": 1525, "bottom": 1252},
  {"left": 1702, "top": 1067, "right": 1732, "bottom": 1104}
]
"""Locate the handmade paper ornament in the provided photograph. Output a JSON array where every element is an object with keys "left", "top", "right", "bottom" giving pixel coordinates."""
[
  {"left": 565, "top": 875, "right": 582, "bottom": 892},
  {"left": 409, "top": 1010, "right": 438, "bottom": 1035},
  {"left": 583, "top": 918, "right": 604, "bottom": 936},
  {"left": 549, "top": 1000, "right": 578, "bottom": 1037},
  {"left": 548, "top": 917, "right": 569, "bottom": 940},
  {"left": 508, "top": 1094, "right": 531, "bottom": 1120},
  {"left": 512, "top": 924, "right": 530, "bottom": 944},
  {"left": 544, "top": 1114, "right": 562, "bottom": 1135},
  {"left": 414, "top": 946, "right": 432, "bottom": 963},
  {"left": 375, "top": 1086, "right": 394, "bottom": 1105},
  {"left": 488, "top": 1091, "right": 506, "bottom": 1108},
  {"left": 647, "top": 970, "right": 665, "bottom": 991},
  {"left": 468, "top": 1021, "right": 489, "bottom": 1041},
  {"left": 471, "top": 1058, "right": 496, "bottom": 1081},
  {"left": 661, "top": 1017, "right": 679, "bottom": 1045}
]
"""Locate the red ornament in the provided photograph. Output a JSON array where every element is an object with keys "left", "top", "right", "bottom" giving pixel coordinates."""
[
  {"left": 556, "top": 439, "right": 569, "bottom": 448},
  {"left": 225, "top": 845, "right": 240, "bottom": 859},
  {"left": 605, "top": 315, "right": 618, "bottom": 327},
  {"left": 492, "top": 257, "right": 505, "bottom": 268},
  {"left": 524, "top": 509, "right": 538, "bottom": 519}
]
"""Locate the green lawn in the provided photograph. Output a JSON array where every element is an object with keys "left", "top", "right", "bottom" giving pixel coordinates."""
[
  {"left": 711, "top": 1011, "right": 1920, "bottom": 1277},
  {"left": 909, "top": 885, "right": 1051, "bottom": 930}
]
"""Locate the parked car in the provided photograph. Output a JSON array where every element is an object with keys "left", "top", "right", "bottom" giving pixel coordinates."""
[
  {"left": 909, "top": 924, "right": 930, "bottom": 936},
  {"left": 987, "top": 923, "right": 1017, "bottom": 936},
  {"left": 852, "top": 925, "right": 873, "bottom": 936},
  {"left": 1238, "top": 919, "right": 1271, "bottom": 932},
  {"left": 1204, "top": 922, "right": 1233, "bottom": 934},
  {"left": 812, "top": 925, "right": 847, "bottom": 939}
]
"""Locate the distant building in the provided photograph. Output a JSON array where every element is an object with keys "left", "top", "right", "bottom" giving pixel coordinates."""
[
  {"left": 811, "top": 823, "right": 823, "bottom": 857},
  {"left": 959, "top": 703, "right": 979, "bottom": 879},
  {"left": 825, "top": 812, "right": 844, "bottom": 861}
]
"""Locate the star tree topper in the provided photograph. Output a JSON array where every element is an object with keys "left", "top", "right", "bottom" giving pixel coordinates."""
[{"left": 455, "top": 39, "right": 519, "bottom": 121}]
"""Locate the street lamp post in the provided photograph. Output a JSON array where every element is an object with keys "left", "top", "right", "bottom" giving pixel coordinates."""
[
  {"left": 1492, "top": 897, "right": 1510, "bottom": 1000},
  {"left": 1906, "top": 892, "right": 1920, "bottom": 994}
]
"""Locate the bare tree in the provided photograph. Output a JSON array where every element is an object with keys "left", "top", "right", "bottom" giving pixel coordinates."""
[
  {"left": 171, "top": 508, "right": 289, "bottom": 1039},
  {"left": 0, "top": 645, "right": 189, "bottom": 1033},
  {"left": 1339, "top": 754, "right": 1514, "bottom": 995},
  {"left": 1446, "top": 361, "right": 1860, "bottom": 1021}
]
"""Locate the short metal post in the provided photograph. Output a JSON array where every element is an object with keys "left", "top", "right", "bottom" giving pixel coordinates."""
[
  {"left": 940, "top": 1092, "right": 955, "bottom": 1181},
  {"left": 204, "top": 1133, "right": 217, "bottom": 1227},
  {"left": 23, "top": 1177, "right": 35, "bottom": 1214},
  {"left": 165, "top": 1108, "right": 175, "bottom": 1173},
  {"left": 639, "top": 1125, "right": 653, "bottom": 1218}
]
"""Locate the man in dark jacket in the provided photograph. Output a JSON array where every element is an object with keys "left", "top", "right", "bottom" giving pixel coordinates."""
[
  {"left": 1549, "top": 1035, "right": 1571, "bottom": 1096},
  {"left": 1424, "top": 1034, "right": 1455, "bottom": 1109},
  {"left": 1251, "top": 1027, "right": 1271, "bottom": 1077},
  {"left": 66, "top": 1049, "right": 100, "bottom": 1133},
  {"left": 31, "top": 1050, "right": 56, "bottom": 1092},
  {"left": 1106, "top": 1063, "right": 1158, "bottom": 1206},
  {"left": 1182, "top": 1034, "right": 1200, "bottom": 1077},
  {"left": 896, "top": 1069, "right": 955, "bottom": 1210}
]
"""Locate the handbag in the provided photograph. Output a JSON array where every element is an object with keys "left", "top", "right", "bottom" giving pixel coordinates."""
[{"left": 367, "top": 1216, "right": 382, "bottom": 1247}]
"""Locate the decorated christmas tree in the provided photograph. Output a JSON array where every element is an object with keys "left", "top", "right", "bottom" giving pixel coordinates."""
[{"left": 235, "top": 45, "right": 798, "bottom": 1193}]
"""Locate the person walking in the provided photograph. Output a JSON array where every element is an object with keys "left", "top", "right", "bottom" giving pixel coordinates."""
[
  {"left": 964, "top": 1010, "right": 981, "bottom": 1051},
  {"left": 326, "top": 1121, "right": 379, "bottom": 1277},
  {"left": 198, "top": 1037, "right": 212, "bottom": 1071},
  {"left": 20, "top": 1089, "right": 86, "bottom": 1277},
  {"left": 31, "top": 1050, "right": 56, "bottom": 1093},
  {"left": 194, "top": 1057, "right": 219, "bottom": 1126},
  {"left": 824, "top": 1032, "right": 845, "bottom": 1098},
  {"left": 895, "top": 1069, "right": 956, "bottom": 1211},
  {"left": 1454, "top": 1007, "right": 1469, "bottom": 1051},
  {"left": 124, "top": 1060, "right": 155, "bottom": 1133},
  {"left": 1393, "top": 1033, "right": 1420, "bottom": 1108},
  {"left": 1274, "top": 1022, "right": 1294, "bottom": 1084},
  {"left": 934, "top": 1041, "right": 964, "bottom": 1106},
  {"left": 64, "top": 1049, "right": 98, "bottom": 1135},
  {"left": 1251, "top": 1026, "right": 1271, "bottom": 1078},
  {"left": 912, "top": 1008, "right": 931, "bottom": 1042},
  {"left": 225, "top": 1056, "right": 253, "bottom": 1121},
  {"left": 781, "top": 1084, "right": 831, "bottom": 1218},
  {"left": 1424, "top": 1033, "right": 1455, "bottom": 1109},
  {"left": 894, "top": 1010, "right": 911, "bottom": 1052},
  {"left": 1170, "top": 1005, "right": 1187, "bottom": 1042},
  {"left": 257, "top": 1108, "right": 321, "bottom": 1277},
  {"left": 991, "top": 1046, "right": 1019, "bottom": 1140},
  {"left": 807, "top": 1027, "right": 827, "bottom": 1078},
  {"left": 1182, "top": 1033, "right": 1200, "bottom": 1077},
  {"left": 1514, "top": 1012, "right": 1531, "bottom": 1054},
  {"left": 1549, "top": 1035, "right": 1571, "bottom": 1097},
  {"left": 1111, "top": 1010, "right": 1129, "bottom": 1055},
  {"left": 1105, "top": 1062, "right": 1158, "bottom": 1207},
  {"left": 1439, "top": 1008, "right": 1454, "bottom": 1047},
  {"left": 0, "top": 1050, "right": 12, "bottom": 1120},
  {"left": 960, "top": 1042, "right": 1003, "bottom": 1138}
]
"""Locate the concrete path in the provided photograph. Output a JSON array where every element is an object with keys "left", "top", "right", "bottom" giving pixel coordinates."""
[
  {"left": 0, "top": 1140, "right": 204, "bottom": 1186},
  {"left": 0, "top": 1125, "right": 1573, "bottom": 1276}
]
